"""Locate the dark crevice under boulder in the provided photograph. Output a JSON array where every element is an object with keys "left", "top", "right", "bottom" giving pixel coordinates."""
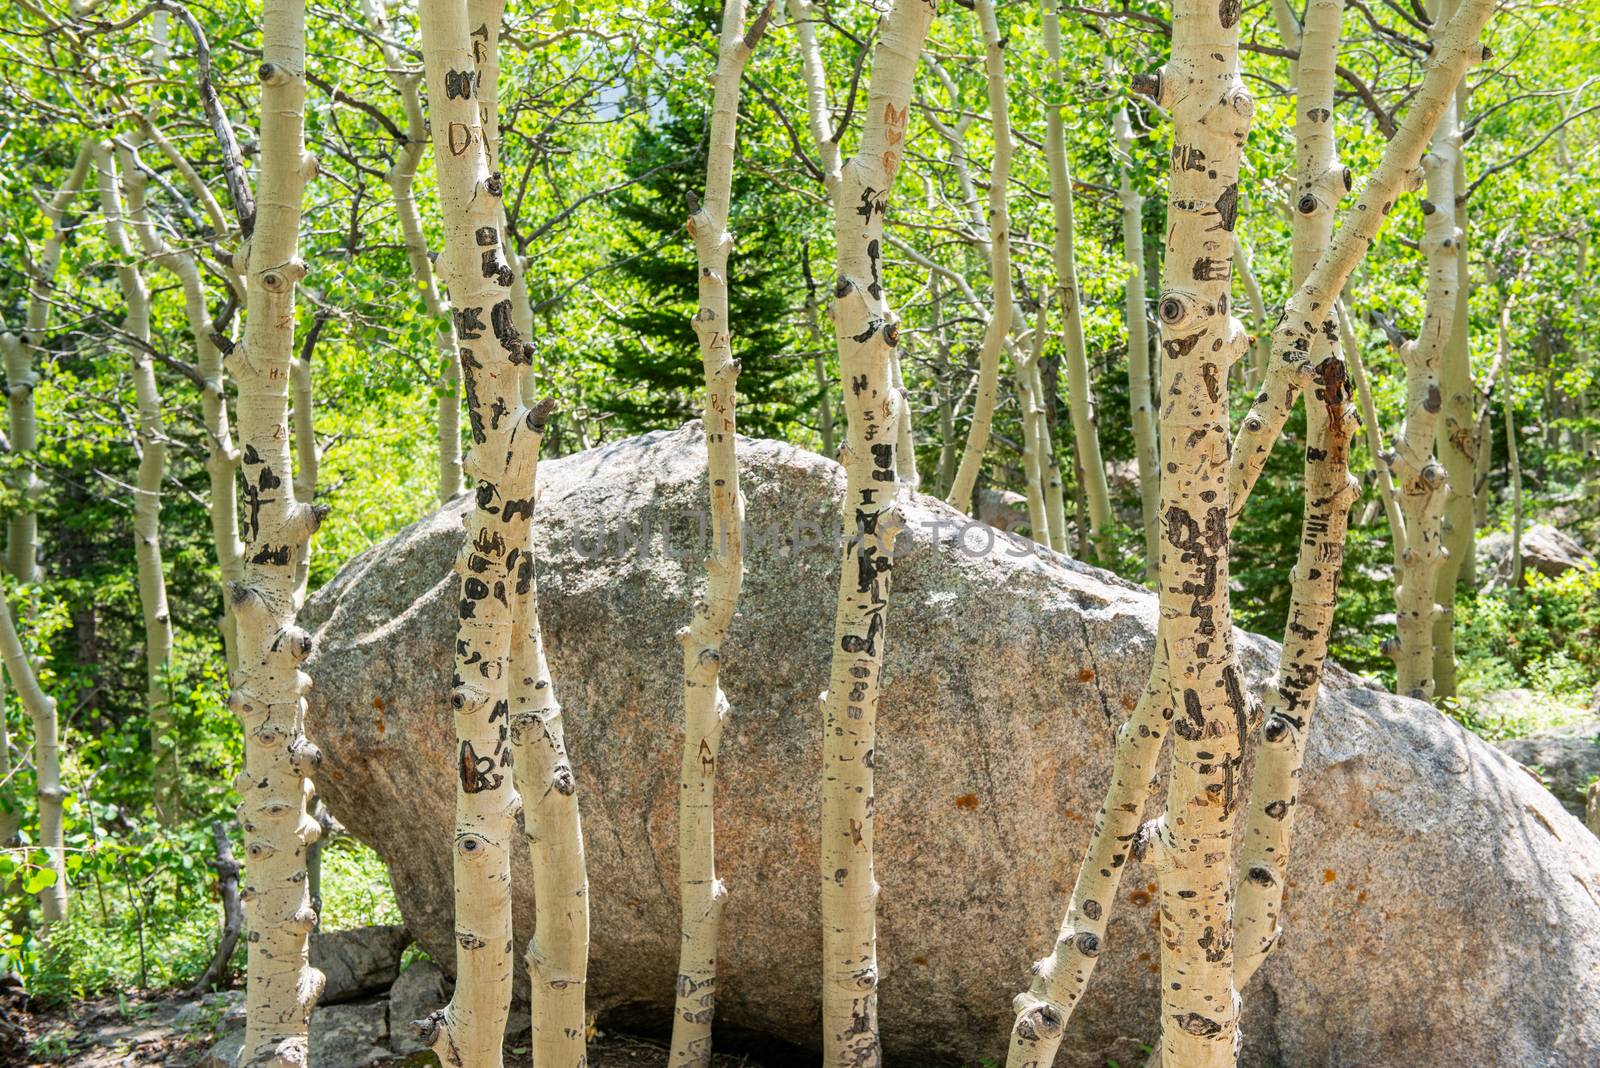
[{"left": 303, "top": 427, "right": 1600, "bottom": 1067}]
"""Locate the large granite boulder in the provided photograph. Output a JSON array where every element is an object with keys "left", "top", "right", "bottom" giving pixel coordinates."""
[{"left": 303, "top": 426, "right": 1600, "bottom": 1067}]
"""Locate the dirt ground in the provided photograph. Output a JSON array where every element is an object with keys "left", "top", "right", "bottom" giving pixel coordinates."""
[{"left": 1, "top": 983, "right": 781, "bottom": 1067}]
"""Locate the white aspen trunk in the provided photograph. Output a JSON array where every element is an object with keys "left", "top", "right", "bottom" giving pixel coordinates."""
[
  {"left": 1432, "top": 51, "right": 1473, "bottom": 698},
  {"left": 230, "top": 2, "right": 327, "bottom": 1062},
  {"left": 97, "top": 143, "right": 178, "bottom": 825},
  {"left": 1006, "top": 650, "right": 1174, "bottom": 1066},
  {"left": 123, "top": 131, "right": 244, "bottom": 670},
  {"left": 945, "top": 0, "right": 1013, "bottom": 515},
  {"left": 1232, "top": 0, "right": 1360, "bottom": 990},
  {"left": 1234, "top": 237, "right": 1270, "bottom": 386},
  {"left": 804, "top": 250, "right": 838, "bottom": 457},
  {"left": 1227, "top": 0, "right": 1494, "bottom": 524},
  {"left": 0, "top": 675, "right": 16, "bottom": 849},
  {"left": 5, "top": 142, "right": 93, "bottom": 918},
  {"left": 1017, "top": 308, "right": 1051, "bottom": 545},
  {"left": 414, "top": 0, "right": 554, "bottom": 1061},
  {"left": 8, "top": 138, "right": 93, "bottom": 588},
  {"left": 812, "top": 3, "right": 935, "bottom": 1061},
  {"left": 669, "top": 4, "right": 768, "bottom": 1063},
  {"left": 1043, "top": 3, "right": 1112, "bottom": 562},
  {"left": 1, "top": 139, "right": 93, "bottom": 925},
  {"left": 0, "top": 597, "right": 65, "bottom": 922},
  {"left": 1340, "top": 302, "right": 1405, "bottom": 573},
  {"left": 1382, "top": 92, "right": 1461, "bottom": 701},
  {"left": 1136, "top": 6, "right": 1253, "bottom": 1060},
  {"left": 1497, "top": 292, "right": 1522, "bottom": 589},
  {"left": 361, "top": 0, "right": 465, "bottom": 502},
  {"left": 1113, "top": 90, "right": 1159, "bottom": 582},
  {"left": 506, "top": 482, "right": 585, "bottom": 1068}
]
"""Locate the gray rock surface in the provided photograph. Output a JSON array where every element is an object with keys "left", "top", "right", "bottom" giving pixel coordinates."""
[
  {"left": 388, "top": 959, "right": 449, "bottom": 1055},
  {"left": 304, "top": 426, "right": 1600, "bottom": 1068},
  {"left": 1478, "top": 522, "right": 1595, "bottom": 583},
  {"left": 310, "top": 923, "right": 411, "bottom": 1004},
  {"left": 1497, "top": 716, "right": 1600, "bottom": 817},
  {"left": 200, "top": 1000, "right": 391, "bottom": 1068}
]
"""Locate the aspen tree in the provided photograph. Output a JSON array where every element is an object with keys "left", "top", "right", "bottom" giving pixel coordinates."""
[
  {"left": 1043, "top": 2, "right": 1112, "bottom": 562},
  {"left": 1009, "top": 6, "right": 1495, "bottom": 1060},
  {"left": 1130, "top": 5, "right": 1254, "bottom": 1060},
  {"left": 123, "top": 126, "right": 245, "bottom": 670},
  {"left": 945, "top": 2, "right": 1013, "bottom": 514},
  {"left": 96, "top": 143, "right": 178, "bottom": 824},
  {"left": 357, "top": 0, "right": 464, "bottom": 503},
  {"left": 669, "top": 4, "right": 770, "bottom": 1063},
  {"left": 1232, "top": 0, "right": 1361, "bottom": 989},
  {"left": 788, "top": 1, "right": 937, "bottom": 1060},
  {"left": 0, "top": 595, "right": 64, "bottom": 920},
  {"left": 1431, "top": 0, "right": 1474, "bottom": 700},
  {"left": 1377, "top": 70, "right": 1462, "bottom": 700},
  {"left": 1016, "top": 302, "right": 1052, "bottom": 545},
  {"left": 227, "top": 0, "right": 329, "bottom": 1061},
  {"left": 414, "top": 0, "right": 555, "bottom": 1061},
  {"left": 0, "top": 139, "right": 93, "bottom": 924},
  {"left": 1112, "top": 76, "right": 1159, "bottom": 582}
]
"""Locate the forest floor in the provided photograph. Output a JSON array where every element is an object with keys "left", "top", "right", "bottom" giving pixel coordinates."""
[{"left": 4, "top": 985, "right": 778, "bottom": 1067}]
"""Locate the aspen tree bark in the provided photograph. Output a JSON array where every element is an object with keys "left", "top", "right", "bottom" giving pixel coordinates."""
[
  {"left": 97, "top": 143, "right": 178, "bottom": 824},
  {"left": 506, "top": 465, "right": 585, "bottom": 1068},
  {"left": 804, "top": 3, "right": 936, "bottom": 1061},
  {"left": 804, "top": 248, "right": 838, "bottom": 457},
  {"left": 359, "top": 0, "right": 464, "bottom": 502},
  {"left": 0, "top": 595, "right": 66, "bottom": 921},
  {"left": 1496, "top": 290, "right": 1522, "bottom": 589},
  {"left": 414, "top": 0, "right": 555, "bottom": 1061},
  {"left": 1234, "top": 237, "right": 1270, "bottom": 386},
  {"left": 669, "top": 4, "right": 769, "bottom": 1063},
  {"left": 1043, "top": 1, "right": 1112, "bottom": 562},
  {"left": 124, "top": 129, "right": 245, "bottom": 670},
  {"left": 229, "top": 0, "right": 327, "bottom": 1060},
  {"left": 1006, "top": 652, "right": 1174, "bottom": 1067},
  {"left": 8, "top": 139, "right": 94, "bottom": 589},
  {"left": 1017, "top": 306, "right": 1051, "bottom": 545},
  {"left": 1113, "top": 89, "right": 1159, "bottom": 582},
  {"left": 1341, "top": 302, "right": 1404, "bottom": 574},
  {"left": 945, "top": 0, "right": 1013, "bottom": 515},
  {"left": 1432, "top": 43, "right": 1473, "bottom": 698},
  {"left": 0, "top": 139, "right": 93, "bottom": 925},
  {"left": 1134, "top": 5, "right": 1254, "bottom": 1061},
  {"left": 1380, "top": 96, "right": 1461, "bottom": 701},
  {"left": 1232, "top": 0, "right": 1360, "bottom": 989},
  {"left": 1227, "top": 0, "right": 1495, "bottom": 523}
]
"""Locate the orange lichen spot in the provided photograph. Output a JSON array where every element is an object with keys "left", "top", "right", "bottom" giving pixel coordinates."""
[
  {"left": 1147, "top": 882, "right": 1157, "bottom": 894},
  {"left": 954, "top": 793, "right": 980, "bottom": 810},
  {"left": 372, "top": 696, "right": 385, "bottom": 711},
  {"left": 1063, "top": 808, "right": 1081, "bottom": 821},
  {"left": 374, "top": 717, "right": 386, "bottom": 738},
  {"left": 1323, "top": 869, "right": 1337, "bottom": 884},
  {"left": 1121, "top": 696, "right": 1137, "bottom": 711},
  {"left": 912, "top": 955, "right": 928, "bottom": 966},
  {"left": 1356, "top": 891, "right": 1367, "bottom": 904},
  {"left": 1137, "top": 952, "right": 1151, "bottom": 962},
  {"left": 1078, "top": 668, "right": 1096, "bottom": 683},
  {"left": 1149, "top": 963, "right": 1160, "bottom": 974},
  {"left": 1130, "top": 889, "right": 1152, "bottom": 907}
]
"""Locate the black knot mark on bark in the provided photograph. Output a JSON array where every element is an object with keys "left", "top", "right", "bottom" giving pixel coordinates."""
[
  {"left": 1173, "top": 144, "right": 1208, "bottom": 173},
  {"left": 1193, "top": 257, "right": 1230, "bottom": 282},
  {"left": 1017, "top": 1002, "right": 1064, "bottom": 1041},
  {"left": 1298, "top": 194, "right": 1319, "bottom": 215},
  {"left": 484, "top": 172, "right": 504, "bottom": 198},
  {"left": 1265, "top": 799, "right": 1289, "bottom": 820},
  {"left": 1218, "top": 0, "right": 1241, "bottom": 28},
  {"left": 491, "top": 300, "right": 521, "bottom": 355},
  {"left": 1175, "top": 1012, "right": 1223, "bottom": 1038},
  {"left": 1215, "top": 183, "right": 1239, "bottom": 233},
  {"left": 1246, "top": 863, "right": 1275, "bottom": 886},
  {"left": 455, "top": 306, "right": 485, "bottom": 341},
  {"left": 1131, "top": 70, "right": 1162, "bottom": 102},
  {"left": 1308, "top": 107, "right": 1331, "bottom": 124},
  {"left": 1173, "top": 688, "right": 1206, "bottom": 741},
  {"left": 1072, "top": 931, "right": 1100, "bottom": 957},
  {"left": 870, "top": 442, "right": 895, "bottom": 482},
  {"left": 249, "top": 544, "right": 291, "bottom": 566},
  {"left": 1081, "top": 898, "right": 1102, "bottom": 920}
]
